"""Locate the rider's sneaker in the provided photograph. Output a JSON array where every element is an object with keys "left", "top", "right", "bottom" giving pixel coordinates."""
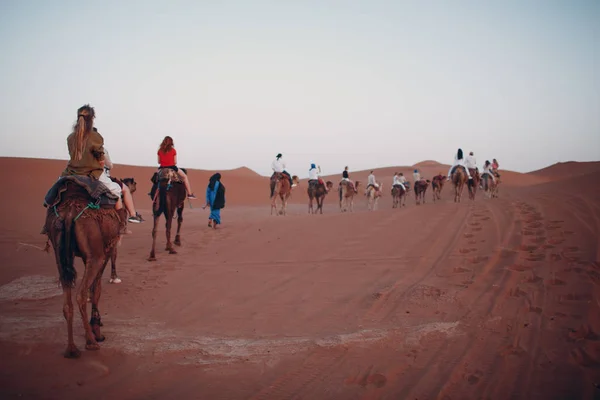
[
  {"left": 128, "top": 214, "right": 143, "bottom": 224},
  {"left": 187, "top": 193, "right": 197, "bottom": 199},
  {"left": 291, "top": 184, "right": 297, "bottom": 188}
]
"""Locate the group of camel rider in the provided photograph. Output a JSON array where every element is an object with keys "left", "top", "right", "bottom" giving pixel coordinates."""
[
  {"left": 61, "top": 105, "right": 203, "bottom": 228},
  {"left": 447, "top": 148, "right": 500, "bottom": 184}
]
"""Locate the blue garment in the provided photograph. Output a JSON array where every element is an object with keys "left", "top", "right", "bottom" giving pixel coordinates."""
[{"left": 206, "top": 181, "right": 222, "bottom": 225}]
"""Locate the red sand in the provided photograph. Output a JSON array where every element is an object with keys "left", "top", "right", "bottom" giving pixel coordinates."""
[{"left": 0, "top": 157, "right": 599, "bottom": 399}]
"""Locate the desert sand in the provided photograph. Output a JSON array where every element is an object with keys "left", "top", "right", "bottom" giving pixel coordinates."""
[{"left": 0, "top": 157, "right": 599, "bottom": 399}]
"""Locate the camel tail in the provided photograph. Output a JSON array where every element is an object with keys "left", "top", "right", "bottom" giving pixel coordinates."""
[
  {"left": 155, "top": 182, "right": 167, "bottom": 217},
  {"left": 59, "top": 212, "right": 77, "bottom": 287}
]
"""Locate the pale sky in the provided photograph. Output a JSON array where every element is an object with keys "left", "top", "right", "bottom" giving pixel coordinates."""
[{"left": 0, "top": 0, "right": 598, "bottom": 177}]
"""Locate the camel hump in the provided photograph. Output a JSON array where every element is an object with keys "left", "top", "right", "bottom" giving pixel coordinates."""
[{"left": 44, "top": 176, "right": 119, "bottom": 209}]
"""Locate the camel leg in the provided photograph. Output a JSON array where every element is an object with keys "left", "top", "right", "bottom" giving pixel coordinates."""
[
  {"left": 61, "top": 285, "right": 80, "bottom": 358},
  {"left": 76, "top": 260, "right": 103, "bottom": 351},
  {"left": 148, "top": 215, "right": 159, "bottom": 261},
  {"left": 109, "top": 248, "right": 121, "bottom": 283},
  {"left": 174, "top": 206, "right": 183, "bottom": 246},
  {"left": 165, "top": 211, "right": 176, "bottom": 254},
  {"left": 89, "top": 263, "right": 107, "bottom": 342}
]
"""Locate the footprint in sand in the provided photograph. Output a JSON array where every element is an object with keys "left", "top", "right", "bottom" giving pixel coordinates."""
[
  {"left": 529, "top": 306, "right": 543, "bottom": 314},
  {"left": 519, "top": 244, "right": 539, "bottom": 252},
  {"left": 547, "top": 225, "right": 562, "bottom": 230},
  {"left": 469, "top": 222, "right": 481, "bottom": 227},
  {"left": 470, "top": 255, "right": 489, "bottom": 264},
  {"left": 465, "top": 369, "right": 484, "bottom": 385},
  {"left": 523, "top": 273, "right": 542, "bottom": 284},
  {"left": 508, "top": 264, "right": 530, "bottom": 272},
  {"left": 527, "top": 222, "right": 543, "bottom": 229},
  {"left": 464, "top": 233, "right": 474, "bottom": 238},
  {"left": 530, "top": 236, "right": 546, "bottom": 244},
  {"left": 472, "top": 227, "right": 483, "bottom": 232},
  {"left": 459, "top": 248, "right": 472, "bottom": 254},
  {"left": 567, "top": 324, "right": 599, "bottom": 341},
  {"left": 509, "top": 287, "right": 528, "bottom": 298},
  {"left": 546, "top": 277, "right": 566, "bottom": 286},
  {"left": 526, "top": 253, "right": 545, "bottom": 262},
  {"left": 559, "top": 293, "right": 593, "bottom": 302},
  {"left": 587, "top": 270, "right": 600, "bottom": 286},
  {"left": 569, "top": 347, "right": 600, "bottom": 368},
  {"left": 453, "top": 266, "right": 471, "bottom": 273},
  {"left": 550, "top": 254, "right": 562, "bottom": 261}
]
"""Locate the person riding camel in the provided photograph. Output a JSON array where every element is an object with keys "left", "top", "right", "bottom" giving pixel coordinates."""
[
  {"left": 308, "top": 163, "right": 328, "bottom": 192},
  {"left": 492, "top": 158, "right": 500, "bottom": 179},
  {"left": 447, "top": 148, "right": 472, "bottom": 181},
  {"left": 413, "top": 169, "right": 422, "bottom": 182},
  {"left": 393, "top": 172, "right": 406, "bottom": 191},
  {"left": 270, "top": 153, "right": 295, "bottom": 196},
  {"left": 100, "top": 146, "right": 143, "bottom": 224},
  {"left": 339, "top": 166, "right": 356, "bottom": 198},
  {"left": 366, "top": 171, "right": 380, "bottom": 194},
  {"left": 482, "top": 160, "right": 496, "bottom": 183},
  {"left": 156, "top": 136, "right": 196, "bottom": 199},
  {"left": 61, "top": 105, "right": 142, "bottom": 224}
]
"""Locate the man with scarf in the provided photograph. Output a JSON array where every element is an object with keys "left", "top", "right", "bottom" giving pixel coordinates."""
[{"left": 203, "top": 173, "right": 225, "bottom": 228}]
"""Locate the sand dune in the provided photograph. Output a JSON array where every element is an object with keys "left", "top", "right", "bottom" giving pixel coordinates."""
[{"left": 0, "top": 157, "right": 599, "bottom": 399}]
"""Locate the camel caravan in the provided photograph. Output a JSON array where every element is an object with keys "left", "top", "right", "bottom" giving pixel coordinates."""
[{"left": 41, "top": 106, "right": 502, "bottom": 358}]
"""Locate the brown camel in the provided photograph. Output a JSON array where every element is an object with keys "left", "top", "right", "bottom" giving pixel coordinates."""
[
  {"left": 431, "top": 175, "right": 445, "bottom": 202},
  {"left": 339, "top": 180, "right": 360, "bottom": 212},
  {"left": 481, "top": 173, "right": 499, "bottom": 199},
  {"left": 44, "top": 183, "right": 126, "bottom": 358},
  {"left": 271, "top": 173, "right": 299, "bottom": 216},
  {"left": 451, "top": 166, "right": 468, "bottom": 203},
  {"left": 414, "top": 179, "right": 431, "bottom": 205},
  {"left": 107, "top": 177, "right": 137, "bottom": 284},
  {"left": 391, "top": 184, "right": 407, "bottom": 208},
  {"left": 149, "top": 168, "right": 187, "bottom": 261},
  {"left": 467, "top": 168, "right": 480, "bottom": 200},
  {"left": 366, "top": 183, "right": 383, "bottom": 211},
  {"left": 308, "top": 180, "right": 334, "bottom": 214}
]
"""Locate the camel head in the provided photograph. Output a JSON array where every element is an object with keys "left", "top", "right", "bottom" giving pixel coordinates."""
[
  {"left": 122, "top": 178, "right": 137, "bottom": 194},
  {"left": 326, "top": 181, "right": 334, "bottom": 190},
  {"left": 292, "top": 175, "right": 300, "bottom": 186},
  {"left": 355, "top": 181, "right": 360, "bottom": 189}
]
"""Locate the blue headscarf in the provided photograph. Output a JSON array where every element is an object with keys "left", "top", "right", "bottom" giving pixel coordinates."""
[{"left": 310, "top": 163, "right": 316, "bottom": 169}]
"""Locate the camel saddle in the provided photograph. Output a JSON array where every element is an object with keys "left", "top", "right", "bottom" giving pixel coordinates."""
[
  {"left": 450, "top": 165, "right": 467, "bottom": 175},
  {"left": 44, "top": 175, "right": 120, "bottom": 209}
]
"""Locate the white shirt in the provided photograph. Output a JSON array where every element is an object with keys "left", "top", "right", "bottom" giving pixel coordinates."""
[
  {"left": 413, "top": 172, "right": 421, "bottom": 181},
  {"left": 271, "top": 158, "right": 286, "bottom": 173},
  {"left": 482, "top": 165, "right": 493, "bottom": 175},
  {"left": 465, "top": 155, "right": 477, "bottom": 169},
  {"left": 393, "top": 176, "right": 404, "bottom": 186},
  {"left": 308, "top": 168, "right": 319, "bottom": 180},
  {"left": 368, "top": 174, "right": 376, "bottom": 186},
  {"left": 398, "top": 175, "right": 407, "bottom": 183}
]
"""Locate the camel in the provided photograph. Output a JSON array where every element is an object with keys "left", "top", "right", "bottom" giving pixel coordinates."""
[
  {"left": 308, "top": 180, "right": 334, "bottom": 214},
  {"left": 451, "top": 166, "right": 468, "bottom": 203},
  {"left": 391, "top": 184, "right": 407, "bottom": 208},
  {"left": 149, "top": 168, "right": 187, "bottom": 261},
  {"left": 339, "top": 180, "right": 360, "bottom": 212},
  {"left": 414, "top": 179, "right": 431, "bottom": 205},
  {"left": 107, "top": 177, "right": 137, "bottom": 284},
  {"left": 467, "top": 168, "right": 480, "bottom": 201},
  {"left": 481, "top": 173, "right": 499, "bottom": 199},
  {"left": 271, "top": 173, "right": 299, "bottom": 216},
  {"left": 431, "top": 175, "right": 445, "bottom": 202},
  {"left": 43, "top": 182, "right": 126, "bottom": 358},
  {"left": 366, "top": 183, "right": 383, "bottom": 211}
]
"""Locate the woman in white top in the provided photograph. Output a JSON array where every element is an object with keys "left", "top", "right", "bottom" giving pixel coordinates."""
[
  {"left": 447, "top": 148, "right": 472, "bottom": 181},
  {"left": 482, "top": 160, "right": 495, "bottom": 183},
  {"left": 393, "top": 172, "right": 406, "bottom": 190}
]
